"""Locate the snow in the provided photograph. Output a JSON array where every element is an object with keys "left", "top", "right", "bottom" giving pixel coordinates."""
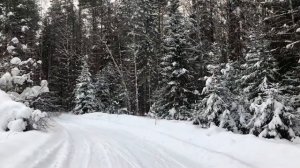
[
  {"left": 7, "top": 12, "right": 14, "bottom": 16},
  {"left": 0, "top": 90, "right": 32, "bottom": 132},
  {"left": 21, "top": 26, "right": 29, "bottom": 32},
  {"left": 205, "top": 76, "right": 213, "bottom": 87},
  {"left": 20, "top": 80, "right": 49, "bottom": 100},
  {"left": 169, "top": 107, "right": 176, "bottom": 117},
  {"left": 11, "top": 37, "right": 19, "bottom": 44},
  {"left": 17, "top": 4, "right": 24, "bottom": 8},
  {"left": 10, "top": 57, "right": 22, "bottom": 65},
  {"left": 22, "top": 44, "right": 28, "bottom": 51},
  {"left": 7, "top": 119, "right": 27, "bottom": 132},
  {"left": 0, "top": 72, "right": 12, "bottom": 89},
  {"left": 286, "top": 41, "right": 300, "bottom": 49},
  {"left": 11, "top": 67, "right": 20, "bottom": 76},
  {"left": 172, "top": 68, "right": 188, "bottom": 77},
  {"left": 1, "top": 113, "right": 300, "bottom": 168},
  {"left": 296, "top": 28, "right": 300, "bottom": 33},
  {"left": 13, "top": 75, "right": 27, "bottom": 85},
  {"left": 7, "top": 45, "right": 15, "bottom": 54}
]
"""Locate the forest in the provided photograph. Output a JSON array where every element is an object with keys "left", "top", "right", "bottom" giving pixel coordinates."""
[{"left": 0, "top": 0, "right": 300, "bottom": 141}]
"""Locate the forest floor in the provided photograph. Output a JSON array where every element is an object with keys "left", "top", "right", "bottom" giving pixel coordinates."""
[{"left": 0, "top": 113, "right": 300, "bottom": 168}]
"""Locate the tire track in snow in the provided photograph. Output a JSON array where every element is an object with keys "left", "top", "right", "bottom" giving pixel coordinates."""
[
  {"left": 58, "top": 121, "right": 93, "bottom": 168},
  {"left": 66, "top": 119, "right": 199, "bottom": 168},
  {"left": 10, "top": 124, "right": 68, "bottom": 168},
  {"left": 86, "top": 118, "right": 255, "bottom": 168},
  {"left": 9, "top": 115, "right": 255, "bottom": 168}
]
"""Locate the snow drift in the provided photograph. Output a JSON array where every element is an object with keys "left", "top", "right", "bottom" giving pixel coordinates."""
[{"left": 0, "top": 89, "right": 47, "bottom": 132}]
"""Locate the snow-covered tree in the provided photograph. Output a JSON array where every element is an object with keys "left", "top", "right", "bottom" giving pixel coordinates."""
[
  {"left": 94, "top": 64, "right": 126, "bottom": 113},
  {"left": 74, "top": 55, "right": 97, "bottom": 114},
  {"left": 193, "top": 63, "right": 246, "bottom": 132},
  {"left": 41, "top": 0, "right": 81, "bottom": 110},
  {"left": 239, "top": 33, "right": 296, "bottom": 139},
  {"left": 281, "top": 65, "right": 300, "bottom": 109},
  {"left": 0, "top": 57, "right": 48, "bottom": 105},
  {"left": 247, "top": 84, "right": 295, "bottom": 140},
  {"left": 0, "top": 57, "right": 49, "bottom": 132},
  {"left": 0, "top": 0, "right": 39, "bottom": 59},
  {"left": 150, "top": 0, "right": 196, "bottom": 120}
]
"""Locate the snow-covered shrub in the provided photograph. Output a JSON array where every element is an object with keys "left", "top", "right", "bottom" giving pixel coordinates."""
[
  {"left": 0, "top": 57, "right": 49, "bottom": 132},
  {"left": 28, "top": 109, "right": 48, "bottom": 130},
  {"left": 30, "top": 92, "right": 62, "bottom": 112},
  {"left": 0, "top": 57, "right": 47, "bottom": 103},
  {"left": 0, "top": 89, "right": 48, "bottom": 132}
]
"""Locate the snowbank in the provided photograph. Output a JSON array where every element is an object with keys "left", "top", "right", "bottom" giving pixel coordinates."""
[
  {"left": 0, "top": 89, "right": 31, "bottom": 131},
  {"left": 0, "top": 89, "right": 47, "bottom": 132}
]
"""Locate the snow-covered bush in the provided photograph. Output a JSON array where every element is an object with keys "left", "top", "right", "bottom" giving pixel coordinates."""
[
  {"left": 0, "top": 57, "right": 48, "bottom": 104},
  {"left": 0, "top": 89, "right": 48, "bottom": 132},
  {"left": 0, "top": 56, "right": 49, "bottom": 132},
  {"left": 30, "top": 92, "right": 62, "bottom": 112},
  {"left": 0, "top": 57, "right": 49, "bottom": 105}
]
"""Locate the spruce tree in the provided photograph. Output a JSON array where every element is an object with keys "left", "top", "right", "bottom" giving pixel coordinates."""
[
  {"left": 247, "top": 83, "right": 296, "bottom": 140},
  {"left": 74, "top": 55, "right": 96, "bottom": 114},
  {"left": 94, "top": 64, "right": 125, "bottom": 114},
  {"left": 193, "top": 63, "right": 246, "bottom": 132},
  {"left": 41, "top": 0, "right": 80, "bottom": 110},
  {"left": 240, "top": 34, "right": 296, "bottom": 139},
  {"left": 1, "top": 0, "right": 39, "bottom": 59},
  {"left": 151, "top": 0, "right": 196, "bottom": 120}
]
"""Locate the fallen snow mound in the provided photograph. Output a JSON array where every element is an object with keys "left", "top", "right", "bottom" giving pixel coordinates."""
[{"left": 0, "top": 89, "right": 47, "bottom": 132}]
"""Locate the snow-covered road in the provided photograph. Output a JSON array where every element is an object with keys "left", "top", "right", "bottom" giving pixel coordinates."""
[{"left": 1, "top": 113, "right": 300, "bottom": 168}]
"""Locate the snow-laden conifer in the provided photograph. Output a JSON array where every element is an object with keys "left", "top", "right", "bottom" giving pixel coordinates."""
[{"left": 74, "top": 55, "right": 97, "bottom": 114}]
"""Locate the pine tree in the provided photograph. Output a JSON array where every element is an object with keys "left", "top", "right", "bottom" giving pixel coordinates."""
[
  {"left": 111, "top": 0, "right": 166, "bottom": 115},
  {"left": 41, "top": 0, "right": 81, "bottom": 110},
  {"left": 193, "top": 63, "right": 246, "bottom": 132},
  {"left": 94, "top": 63, "right": 126, "bottom": 113},
  {"left": 1, "top": 0, "right": 40, "bottom": 59},
  {"left": 247, "top": 83, "right": 295, "bottom": 140},
  {"left": 240, "top": 31, "right": 296, "bottom": 139},
  {"left": 78, "top": 0, "right": 113, "bottom": 74},
  {"left": 74, "top": 55, "right": 96, "bottom": 114},
  {"left": 188, "top": 0, "right": 215, "bottom": 89},
  {"left": 281, "top": 65, "right": 300, "bottom": 109},
  {"left": 151, "top": 0, "right": 196, "bottom": 120}
]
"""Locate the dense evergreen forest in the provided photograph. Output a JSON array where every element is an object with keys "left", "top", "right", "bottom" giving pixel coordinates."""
[{"left": 0, "top": 0, "right": 300, "bottom": 140}]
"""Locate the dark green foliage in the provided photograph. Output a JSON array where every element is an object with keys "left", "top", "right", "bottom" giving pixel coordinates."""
[
  {"left": 150, "top": 0, "right": 197, "bottom": 120},
  {"left": 74, "top": 55, "right": 97, "bottom": 114},
  {"left": 40, "top": 0, "right": 81, "bottom": 111}
]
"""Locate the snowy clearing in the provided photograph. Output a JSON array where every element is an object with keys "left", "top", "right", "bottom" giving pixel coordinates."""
[{"left": 0, "top": 113, "right": 300, "bottom": 168}]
